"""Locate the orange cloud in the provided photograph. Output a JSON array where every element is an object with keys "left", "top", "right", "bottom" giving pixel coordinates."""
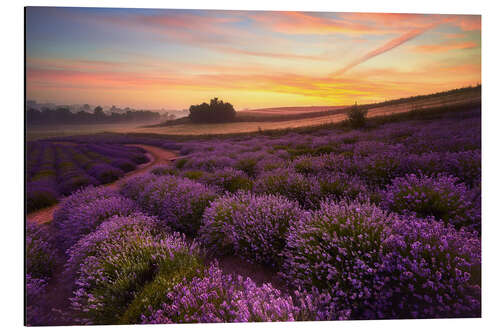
[
  {"left": 339, "top": 13, "right": 438, "bottom": 30},
  {"left": 250, "top": 11, "right": 384, "bottom": 35},
  {"left": 27, "top": 57, "right": 480, "bottom": 108},
  {"left": 344, "top": 63, "right": 480, "bottom": 82},
  {"left": 413, "top": 41, "right": 478, "bottom": 53},
  {"left": 341, "top": 13, "right": 481, "bottom": 33},
  {"left": 27, "top": 67, "right": 183, "bottom": 90}
]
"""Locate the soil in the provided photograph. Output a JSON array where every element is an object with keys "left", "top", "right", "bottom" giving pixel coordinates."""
[{"left": 216, "top": 255, "right": 287, "bottom": 292}]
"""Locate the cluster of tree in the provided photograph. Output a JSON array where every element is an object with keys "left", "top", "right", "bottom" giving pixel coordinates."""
[
  {"left": 188, "top": 98, "right": 236, "bottom": 123},
  {"left": 26, "top": 106, "right": 161, "bottom": 126}
]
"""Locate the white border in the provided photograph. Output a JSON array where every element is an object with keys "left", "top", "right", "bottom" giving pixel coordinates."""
[{"left": 2, "top": 0, "right": 499, "bottom": 332}]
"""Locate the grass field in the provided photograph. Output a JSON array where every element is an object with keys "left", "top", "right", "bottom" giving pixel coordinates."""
[
  {"left": 125, "top": 88, "right": 480, "bottom": 136},
  {"left": 27, "top": 122, "right": 158, "bottom": 141},
  {"left": 27, "top": 86, "right": 480, "bottom": 139},
  {"left": 241, "top": 105, "right": 346, "bottom": 115}
]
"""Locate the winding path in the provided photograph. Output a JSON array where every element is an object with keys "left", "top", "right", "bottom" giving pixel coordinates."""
[{"left": 27, "top": 144, "right": 179, "bottom": 225}]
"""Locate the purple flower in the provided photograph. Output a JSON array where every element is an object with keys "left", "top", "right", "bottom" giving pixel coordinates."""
[
  {"left": 381, "top": 173, "right": 479, "bottom": 231},
  {"left": 281, "top": 200, "right": 393, "bottom": 320},
  {"left": 122, "top": 174, "right": 217, "bottom": 236},
  {"left": 200, "top": 191, "right": 303, "bottom": 267},
  {"left": 379, "top": 216, "right": 480, "bottom": 318},
  {"left": 26, "top": 142, "right": 150, "bottom": 211},
  {"left": 26, "top": 274, "right": 49, "bottom": 326},
  {"left": 142, "top": 264, "right": 299, "bottom": 323},
  {"left": 254, "top": 167, "right": 321, "bottom": 209},
  {"left": 26, "top": 222, "right": 58, "bottom": 279},
  {"left": 281, "top": 200, "right": 481, "bottom": 319},
  {"left": 53, "top": 186, "right": 138, "bottom": 250},
  {"left": 68, "top": 214, "right": 201, "bottom": 324}
]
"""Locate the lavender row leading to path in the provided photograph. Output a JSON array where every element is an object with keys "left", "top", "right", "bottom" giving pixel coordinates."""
[
  {"left": 26, "top": 144, "right": 179, "bottom": 225},
  {"left": 26, "top": 142, "right": 150, "bottom": 213}
]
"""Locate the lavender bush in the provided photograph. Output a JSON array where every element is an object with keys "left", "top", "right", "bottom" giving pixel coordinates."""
[
  {"left": 151, "top": 164, "right": 179, "bottom": 176},
  {"left": 26, "top": 274, "right": 49, "bottom": 326},
  {"left": 26, "top": 222, "right": 59, "bottom": 326},
  {"left": 378, "top": 216, "right": 481, "bottom": 318},
  {"left": 64, "top": 213, "right": 163, "bottom": 281},
  {"left": 118, "top": 173, "right": 158, "bottom": 201},
  {"left": 26, "top": 222, "right": 58, "bottom": 279},
  {"left": 142, "top": 264, "right": 299, "bottom": 324},
  {"left": 53, "top": 186, "right": 137, "bottom": 250},
  {"left": 27, "top": 181, "right": 58, "bottom": 213},
  {"left": 202, "top": 167, "right": 253, "bottom": 193},
  {"left": 69, "top": 216, "right": 202, "bottom": 324},
  {"left": 382, "top": 173, "right": 479, "bottom": 231},
  {"left": 123, "top": 174, "right": 217, "bottom": 236},
  {"left": 281, "top": 201, "right": 393, "bottom": 320},
  {"left": 318, "top": 172, "right": 369, "bottom": 201},
  {"left": 255, "top": 168, "right": 321, "bottom": 208},
  {"left": 87, "top": 163, "right": 124, "bottom": 184},
  {"left": 200, "top": 191, "right": 302, "bottom": 267},
  {"left": 281, "top": 200, "right": 481, "bottom": 319},
  {"left": 292, "top": 155, "right": 325, "bottom": 175}
]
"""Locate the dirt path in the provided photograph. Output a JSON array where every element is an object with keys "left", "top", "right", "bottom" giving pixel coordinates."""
[{"left": 26, "top": 144, "right": 179, "bottom": 225}]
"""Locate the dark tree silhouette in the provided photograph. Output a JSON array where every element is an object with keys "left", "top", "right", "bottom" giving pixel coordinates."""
[
  {"left": 93, "top": 106, "right": 106, "bottom": 122},
  {"left": 347, "top": 102, "right": 368, "bottom": 128},
  {"left": 189, "top": 98, "right": 236, "bottom": 123}
]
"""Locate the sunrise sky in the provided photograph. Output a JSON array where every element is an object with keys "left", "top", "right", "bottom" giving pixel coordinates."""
[{"left": 26, "top": 7, "right": 481, "bottom": 110}]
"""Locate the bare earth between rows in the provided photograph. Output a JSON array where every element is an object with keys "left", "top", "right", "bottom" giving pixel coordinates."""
[{"left": 26, "top": 144, "right": 180, "bottom": 225}]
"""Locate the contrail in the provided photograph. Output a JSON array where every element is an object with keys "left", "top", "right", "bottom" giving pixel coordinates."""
[{"left": 334, "top": 23, "right": 440, "bottom": 76}]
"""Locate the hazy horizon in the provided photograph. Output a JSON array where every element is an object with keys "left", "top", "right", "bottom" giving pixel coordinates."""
[{"left": 26, "top": 7, "right": 481, "bottom": 110}]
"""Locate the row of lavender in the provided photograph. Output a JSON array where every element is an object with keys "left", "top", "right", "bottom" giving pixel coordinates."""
[
  {"left": 154, "top": 107, "right": 480, "bottom": 231},
  {"left": 26, "top": 181, "right": 480, "bottom": 324},
  {"left": 26, "top": 106, "right": 481, "bottom": 324},
  {"left": 26, "top": 186, "right": 305, "bottom": 325},
  {"left": 26, "top": 142, "right": 149, "bottom": 212}
]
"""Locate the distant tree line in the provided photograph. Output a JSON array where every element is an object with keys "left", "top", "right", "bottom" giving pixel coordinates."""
[
  {"left": 26, "top": 106, "right": 161, "bottom": 126},
  {"left": 189, "top": 98, "right": 236, "bottom": 123}
]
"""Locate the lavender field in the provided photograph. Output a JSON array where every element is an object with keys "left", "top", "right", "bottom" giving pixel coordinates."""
[
  {"left": 26, "top": 105, "right": 481, "bottom": 325},
  {"left": 26, "top": 142, "right": 149, "bottom": 212}
]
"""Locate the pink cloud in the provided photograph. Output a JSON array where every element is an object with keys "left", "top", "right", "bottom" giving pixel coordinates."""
[
  {"left": 249, "top": 11, "right": 385, "bottom": 35},
  {"left": 334, "top": 22, "right": 440, "bottom": 76},
  {"left": 338, "top": 12, "right": 439, "bottom": 30},
  {"left": 443, "top": 15, "right": 481, "bottom": 31}
]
